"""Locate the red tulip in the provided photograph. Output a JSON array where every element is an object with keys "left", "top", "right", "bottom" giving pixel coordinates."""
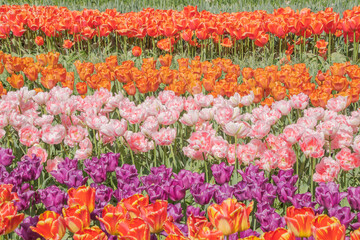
[
  {"left": 284, "top": 206, "right": 315, "bottom": 237},
  {"left": 351, "top": 228, "right": 360, "bottom": 240},
  {"left": 73, "top": 226, "right": 108, "bottom": 240},
  {"left": 97, "top": 203, "right": 128, "bottom": 235},
  {"left": 262, "top": 228, "right": 296, "bottom": 240},
  {"left": 30, "top": 211, "right": 66, "bottom": 240},
  {"left": 0, "top": 202, "right": 24, "bottom": 235},
  {"left": 63, "top": 39, "right": 74, "bottom": 49},
  {"left": 67, "top": 186, "right": 95, "bottom": 213},
  {"left": 35, "top": 36, "right": 44, "bottom": 46},
  {"left": 132, "top": 46, "right": 142, "bottom": 57},
  {"left": 207, "top": 198, "right": 253, "bottom": 236},
  {"left": 116, "top": 218, "right": 150, "bottom": 240},
  {"left": 139, "top": 200, "right": 168, "bottom": 233},
  {"left": 312, "top": 215, "right": 345, "bottom": 240},
  {"left": 62, "top": 204, "right": 90, "bottom": 233},
  {"left": 0, "top": 184, "right": 18, "bottom": 203}
]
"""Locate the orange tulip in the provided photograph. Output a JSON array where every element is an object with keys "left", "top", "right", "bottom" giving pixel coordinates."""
[
  {"left": 73, "top": 226, "right": 108, "bottom": 240},
  {"left": 132, "top": 46, "right": 142, "bottom": 57},
  {"left": 62, "top": 204, "right": 90, "bottom": 233},
  {"left": 0, "top": 202, "right": 24, "bottom": 235},
  {"left": 311, "top": 215, "right": 346, "bottom": 240},
  {"left": 97, "top": 203, "right": 128, "bottom": 235},
  {"left": 165, "top": 235, "right": 188, "bottom": 240},
  {"left": 159, "top": 54, "right": 173, "bottom": 67},
  {"left": 207, "top": 199, "right": 253, "bottom": 236},
  {"left": 63, "top": 39, "right": 74, "bottom": 49},
  {"left": 35, "top": 36, "right": 44, "bottom": 46},
  {"left": 315, "top": 40, "right": 328, "bottom": 50},
  {"left": 76, "top": 82, "right": 88, "bottom": 95},
  {"left": 30, "top": 211, "right": 66, "bottom": 240},
  {"left": 67, "top": 186, "right": 96, "bottom": 213},
  {"left": 121, "top": 194, "right": 149, "bottom": 218},
  {"left": 351, "top": 228, "right": 360, "bottom": 240},
  {"left": 116, "top": 218, "right": 150, "bottom": 240},
  {"left": 7, "top": 74, "right": 24, "bottom": 89},
  {"left": 284, "top": 206, "right": 315, "bottom": 237},
  {"left": 123, "top": 82, "right": 137, "bottom": 95},
  {"left": 262, "top": 228, "right": 295, "bottom": 240},
  {"left": 0, "top": 184, "right": 18, "bottom": 203},
  {"left": 187, "top": 215, "right": 224, "bottom": 240},
  {"left": 23, "top": 64, "right": 40, "bottom": 81},
  {"left": 139, "top": 200, "right": 168, "bottom": 233},
  {"left": 0, "top": 82, "right": 3, "bottom": 97}
]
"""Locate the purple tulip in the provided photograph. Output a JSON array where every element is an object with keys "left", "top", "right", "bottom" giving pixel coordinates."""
[
  {"left": 165, "top": 179, "right": 187, "bottom": 201},
  {"left": 0, "top": 147, "right": 15, "bottom": 166},
  {"left": 190, "top": 183, "right": 214, "bottom": 205},
  {"left": 238, "top": 164, "right": 267, "bottom": 186},
  {"left": 84, "top": 158, "right": 108, "bottom": 183},
  {"left": 347, "top": 186, "right": 360, "bottom": 211},
  {"left": 15, "top": 154, "right": 43, "bottom": 182},
  {"left": 186, "top": 206, "right": 205, "bottom": 217},
  {"left": 288, "top": 192, "right": 317, "bottom": 209},
  {"left": 90, "top": 183, "right": 113, "bottom": 204},
  {"left": 211, "top": 162, "right": 234, "bottom": 185},
  {"left": 38, "top": 186, "right": 67, "bottom": 213},
  {"left": 56, "top": 157, "right": 78, "bottom": 170},
  {"left": 272, "top": 169, "right": 298, "bottom": 186},
  {"left": 150, "top": 165, "right": 173, "bottom": 181},
  {"left": 167, "top": 203, "right": 183, "bottom": 223},
  {"left": 0, "top": 165, "right": 9, "bottom": 184},
  {"left": 15, "top": 216, "right": 44, "bottom": 240},
  {"left": 174, "top": 169, "right": 204, "bottom": 190},
  {"left": 233, "top": 181, "right": 252, "bottom": 201},
  {"left": 315, "top": 182, "right": 347, "bottom": 209},
  {"left": 328, "top": 206, "right": 355, "bottom": 228},
  {"left": 102, "top": 152, "right": 120, "bottom": 172},
  {"left": 146, "top": 185, "right": 168, "bottom": 202},
  {"left": 256, "top": 203, "right": 285, "bottom": 232},
  {"left": 351, "top": 213, "right": 360, "bottom": 230},
  {"left": 113, "top": 183, "right": 140, "bottom": 201},
  {"left": 213, "top": 183, "right": 235, "bottom": 204},
  {"left": 115, "top": 164, "right": 139, "bottom": 186}
]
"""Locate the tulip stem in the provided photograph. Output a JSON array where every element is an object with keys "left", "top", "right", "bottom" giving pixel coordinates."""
[{"left": 157, "top": 233, "right": 161, "bottom": 240}]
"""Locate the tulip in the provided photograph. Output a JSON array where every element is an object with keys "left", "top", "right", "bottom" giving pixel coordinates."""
[
  {"left": 73, "top": 226, "right": 108, "bottom": 240},
  {"left": 239, "top": 237, "right": 261, "bottom": 240},
  {"left": 35, "top": 36, "right": 44, "bottom": 46},
  {"left": 284, "top": 206, "right": 315, "bottom": 237},
  {"left": 207, "top": 198, "right": 253, "bottom": 236},
  {"left": 0, "top": 202, "right": 25, "bottom": 235},
  {"left": 30, "top": 211, "right": 66, "bottom": 240},
  {"left": 97, "top": 203, "right": 128, "bottom": 235},
  {"left": 132, "top": 46, "right": 142, "bottom": 57},
  {"left": 187, "top": 215, "right": 224, "bottom": 239},
  {"left": 67, "top": 186, "right": 96, "bottom": 213},
  {"left": 351, "top": 228, "right": 360, "bottom": 240},
  {"left": 121, "top": 193, "right": 149, "bottom": 217},
  {"left": 139, "top": 200, "right": 168, "bottom": 233},
  {"left": 63, "top": 39, "right": 74, "bottom": 49},
  {"left": 76, "top": 82, "right": 88, "bottom": 95},
  {"left": 311, "top": 215, "right": 346, "bottom": 240},
  {"left": 262, "top": 228, "right": 295, "bottom": 240},
  {"left": 62, "top": 204, "right": 90, "bottom": 233},
  {"left": 0, "top": 184, "right": 18, "bottom": 203},
  {"left": 116, "top": 217, "right": 150, "bottom": 240}
]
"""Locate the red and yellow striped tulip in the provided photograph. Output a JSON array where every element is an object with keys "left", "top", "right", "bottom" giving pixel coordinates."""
[
  {"left": 97, "top": 202, "right": 128, "bottom": 236},
  {"left": 73, "top": 226, "right": 108, "bottom": 240},
  {"left": 351, "top": 228, "right": 360, "bottom": 240},
  {"left": 311, "top": 215, "right": 345, "bottom": 240},
  {"left": 207, "top": 198, "right": 253, "bottom": 236},
  {"left": 30, "top": 211, "right": 66, "bottom": 240},
  {"left": 0, "top": 202, "right": 24, "bottom": 235},
  {"left": 62, "top": 204, "right": 90, "bottom": 233},
  {"left": 121, "top": 193, "right": 149, "bottom": 218},
  {"left": 284, "top": 206, "right": 315, "bottom": 237},
  {"left": 139, "top": 200, "right": 168, "bottom": 233},
  {"left": 239, "top": 237, "right": 261, "bottom": 240},
  {"left": 67, "top": 186, "right": 95, "bottom": 213},
  {"left": 187, "top": 215, "right": 223, "bottom": 240},
  {"left": 262, "top": 228, "right": 295, "bottom": 240},
  {"left": 0, "top": 184, "right": 18, "bottom": 203},
  {"left": 116, "top": 217, "right": 150, "bottom": 240}
]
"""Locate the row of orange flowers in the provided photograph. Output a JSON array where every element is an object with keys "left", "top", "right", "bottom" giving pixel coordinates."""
[
  {"left": 1, "top": 184, "right": 360, "bottom": 240},
  {"left": 1, "top": 51, "right": 360, "bottom": 107},
  {"left": 2, "top": 5, "right": 360, "bottom": 44}
]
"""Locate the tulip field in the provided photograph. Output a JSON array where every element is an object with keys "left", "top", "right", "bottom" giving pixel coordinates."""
[{"left": 2, "top": 2, "right": 360, "bottom": 240}]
